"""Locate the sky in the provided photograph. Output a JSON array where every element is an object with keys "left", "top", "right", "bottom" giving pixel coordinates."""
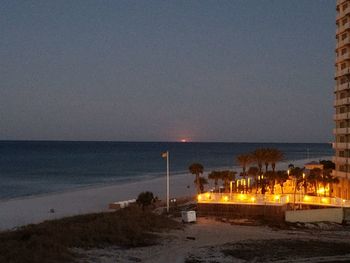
[{"left": 0, "top": 0, "right": 336, "bottom": 143}]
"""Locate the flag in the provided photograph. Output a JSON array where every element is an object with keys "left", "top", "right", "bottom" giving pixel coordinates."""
[{"left": 161, "top": 152, "right": 168, "bottom": 158}]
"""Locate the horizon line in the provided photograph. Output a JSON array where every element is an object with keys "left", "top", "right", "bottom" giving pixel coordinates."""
[{"left": 0, "top": 139, "right": 332, "bottom": 144}]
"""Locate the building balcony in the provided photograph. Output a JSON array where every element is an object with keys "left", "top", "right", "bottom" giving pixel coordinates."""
[
  {"left": 332, "top": 142, "right": 350, "bottom": 149},
  {"left": 333, "top": 156, "right": 349, "bottom": 164},
  {"left": 333, "top": 112, "right": 350, "bottom": 120},
  {"left": 333, "top": 127, "right": 350, "bottom": 134},
  {"left": 336, "top": 21, "right": 350, "bottom": 35},
  {"left": 337, "top": 0, "right": 348, "bottom": 6},
  {"left": 334, "top": 97, "right": 350, "bottom": 106},
  {"left": 335, "top": 82, "right": 350, "bottom": 92},
  {"left": 337, "top": 37, "right": 350, "bottom": 49},
  {"left": 335, "top": 68, "right": 350, "bottom": 78},
  {"left": 336, "top": 7, "right": 350, "bottom": 22},
  {"left": 336, "top": 53, "right": 350, "bottom": 64}
]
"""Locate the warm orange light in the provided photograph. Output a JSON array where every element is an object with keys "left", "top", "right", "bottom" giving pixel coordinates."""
[
  {"left": 223, "top": 196, "right": 229, "bottom": 202},
  {"left": 303, "top": 196, "right": 311, "bottom": 202},
  {"left": 239, "top": 194, "right": 246, "bottom": 201},
  {"left": 205, "top": 193, "right": 210, "bottom": 199},
  {"left": 274, "top": 195, "right": 280, "bottom": 201},
  {"left": 251, "top": 197, "right": 256, "bottom": 202},
  {"left": 317, "top": 188, "right": 326, "bottom": 195},
  {"left": 197, "top": 194, "right": 202, "bottom": 201},
  {"left": 180, "top": 139, "right": 187, "bottom": 143},
  {"left": 321, "top": 197, "right": 328, "bottom": 203}
]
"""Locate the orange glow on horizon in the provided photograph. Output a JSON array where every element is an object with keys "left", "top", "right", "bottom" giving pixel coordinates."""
[{"left": 180, "top": 139, "right": 188, "bottom": 143}]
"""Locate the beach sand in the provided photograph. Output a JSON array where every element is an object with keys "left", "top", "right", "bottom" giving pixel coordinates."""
[
  {"left": 76, "top": 217, "right": 350, "bottom": 263},
  {"left": 0, "top": 173, "right": 195, "bottom": 230},
  {"left": 0, "top": 157, "right": 331, "bottom": 230}
]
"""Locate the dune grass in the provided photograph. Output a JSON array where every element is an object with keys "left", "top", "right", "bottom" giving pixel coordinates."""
[{"left": 0, "top": 207, "right": 182, "bottom": 263}]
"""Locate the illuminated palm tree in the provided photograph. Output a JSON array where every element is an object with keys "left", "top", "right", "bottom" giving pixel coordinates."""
[
  {"left": 221, "top": 170, "right": 236, "bottom": 192},
  {"left": 321, "top": 169, "right": 339, "bottom": 197},
  {"left": 276, "top": 170, "right": 288, "bottom": 194},
  {"left": 290, "top": 167, "right": 304, "bottom": 208},
  {"left": 189, "top": 163, "right": 204, "bottom": 194},
  {"left": 265, "top": 171, "right": 276, "bottom": 194},
  {"left": 308, "top": 168, "right": 322, "bottom": 195},
  {"left": 236, "top": 154, "right": 252, "bottom": 193},
  {"left": 248, "top": 166, "right": 259, "bottom": 191},
  {"left": 251, "top": 149, "right": 268, "bottom": 193},
  {"left": 326, "top": 173, "right": 340, "bottom": 197}
]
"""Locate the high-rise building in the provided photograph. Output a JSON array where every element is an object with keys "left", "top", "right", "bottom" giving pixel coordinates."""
[{"left": 334, "top": 0, "right": 350, "bottom": 199}]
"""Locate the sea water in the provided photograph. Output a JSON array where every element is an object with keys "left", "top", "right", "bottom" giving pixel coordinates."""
[{"left": 0, "top": 141, "right": 333, "bottom": 199}]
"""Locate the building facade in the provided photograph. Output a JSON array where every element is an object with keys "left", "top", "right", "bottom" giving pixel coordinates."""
[{"left": 334, "top": 0, "right": 350, "bottom": 199}]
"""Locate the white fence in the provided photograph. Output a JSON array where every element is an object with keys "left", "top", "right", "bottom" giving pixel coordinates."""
[{"left": 197, "top": 192, "right": 350, "bottom": 207}]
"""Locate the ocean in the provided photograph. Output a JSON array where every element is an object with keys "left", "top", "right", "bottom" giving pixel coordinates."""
[{"left": 0, "top": 141, "right": 333, "bottom": 200}]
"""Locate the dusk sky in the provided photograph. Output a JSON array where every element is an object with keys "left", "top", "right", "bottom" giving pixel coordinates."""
[{"left": 0, "top": 0, "right": 335, "bottom": 143}]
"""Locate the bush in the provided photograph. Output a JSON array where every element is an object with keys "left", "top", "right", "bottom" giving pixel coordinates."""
[
  {"left": 0, "top": 207, "right": 182, "bottom": 263},
  {"left": 136, "top": 191, "right": 155, "bottom": 209}
]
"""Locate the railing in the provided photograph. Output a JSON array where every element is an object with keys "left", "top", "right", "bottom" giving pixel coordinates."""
[
  {"left": 197, "top": 192, "right": 350, "bottom": 207},
  {"left": 335, "top": 82, "right": 350, "bottom": 92}
]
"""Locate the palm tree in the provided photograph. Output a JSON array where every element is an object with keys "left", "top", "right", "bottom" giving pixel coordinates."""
[
  {"left": 236, "top": 154, "right": 252, "bottom": 193},
  {"left": 236, "top": 153, "right": 252, "bottom": 176},
  {"left": 268, "top": 149, "right": 284, "bottom": 173},
  {"left": 208, "top": 171, "right": 221, "bottom": 191},
  {"left": 248, "top": 166, "right": 259, "bottom": 191},
  {"left": 265, "top": 171, "right": 276, "bottom": 194},
  {"left": 290, "top": 167, "right": 304, "bottom": 208},
  {"left": 251, "top": 148, "right": 266, "bottom": 174},
  {"left": 319, "top": 160, "right": 335, "bottom": 170},
  {"left": 320, "top": 169, "right": 339, "bottom": 197},
  {"left": 265, "top": 148, "right": 284, "bottom": 193},
  {"left": 276, "top": 170, "right": 288, "bottom": 194},
  {"left": 189, "top": 163, "right": 204, "bottom": 194},
  {"left": 196, "top": 177, "right": 208, "bottom": 193},
  {"left": 221, "top": 170, "right": 236, "bottom": 192},
  {"left": 325, "top": 172, "right": 340, "bottom": 197},
  {"left": 251, "top": 148, "right": 268, "bottom": 193},
  {"left": 308, "top": 168, "right": 322, "bottom": 196}
]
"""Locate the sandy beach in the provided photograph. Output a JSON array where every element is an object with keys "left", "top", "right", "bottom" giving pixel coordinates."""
[
  {"left": 76, "top": 217, "right": 350, "bottom": 263},
  {"left": 0, "top": 157, "right": 331, "bottom": 230},
  {"left": 0, "top": 173, "right": 195, "bottom": 230}
]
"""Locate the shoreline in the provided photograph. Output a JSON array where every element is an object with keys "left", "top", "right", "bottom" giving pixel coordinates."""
[
  {"left": 0, "top": 156, "right": 332, "bottom": 230},
  {"left": 0, "top": 155, "right": 332, "bottom": 202}
]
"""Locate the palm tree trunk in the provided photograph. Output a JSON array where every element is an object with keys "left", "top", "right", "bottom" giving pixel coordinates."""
[
  {"left": 280, "top": 183, "right": 284, "bottom": 194},
  {"left": 196, "top": 174, "right": 200, "bottom": 194},
  {"left": 293, "top": 181, "right": 298, "bottom": 210}
]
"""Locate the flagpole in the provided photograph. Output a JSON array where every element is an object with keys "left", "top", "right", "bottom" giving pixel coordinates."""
[{"left": 166, "top": 150, "right": 169, "bottom": 213}]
